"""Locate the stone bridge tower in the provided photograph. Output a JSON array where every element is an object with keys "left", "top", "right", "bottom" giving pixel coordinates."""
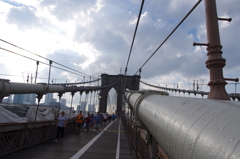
[{"left": 98, "top": 74, "right": 140, "bottom": 114}]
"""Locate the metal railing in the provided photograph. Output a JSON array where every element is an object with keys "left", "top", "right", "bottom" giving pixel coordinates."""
[
  {"left": 0, "top": 119, "right": 75, "bottom": 157},
  {"left": 122, "top": 114, "right": 167, "bottom": 159}
]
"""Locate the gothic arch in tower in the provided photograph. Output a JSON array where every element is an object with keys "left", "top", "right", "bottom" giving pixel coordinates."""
[{"left": 99, "top": 73, "right": 140, "bottom": 113}]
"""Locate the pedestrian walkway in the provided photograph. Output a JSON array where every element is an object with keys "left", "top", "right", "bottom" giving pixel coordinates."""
[{"left": 1, "top": 118, "right": 135, "bottom": 159}]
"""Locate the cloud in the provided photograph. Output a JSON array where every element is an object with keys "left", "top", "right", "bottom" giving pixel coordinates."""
[
  {"left": 40, "top": 0, "right": 93, "bottom": 22},
  {"left": 6, "top": 6, "right": 41, "bottom": 31}
]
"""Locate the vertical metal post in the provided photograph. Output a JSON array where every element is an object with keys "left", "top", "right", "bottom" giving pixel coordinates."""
[
  {"left": 130, "top": 119, "right": 132, "bottom": 156},
  {"left": 135, "top": 126, "right": 138, "bottom": 159},
  {"left": 56, "top": 93, "right": 63, "bottom": 119},
  {"left": 148, "top": 134, "right": 157, "bottom": 159},
  {"left": 83, "top": 76, "right": 85, "bottom": 86},
  {"left": 235, "top": 83, "right": 237, "bottom": 94},
  {"left": 204, "top": 0, "right": 230, "bottom": 100},
  {"left": 31, "top": 93, "right": 43, "bottom": 146},
  {"left": 47, "top": 61, "right": 52, "bottom": 90},
  {"left": 35, "top": 61, "right": 39, "bottom": 83}
]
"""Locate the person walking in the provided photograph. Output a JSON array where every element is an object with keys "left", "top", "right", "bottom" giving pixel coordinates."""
[
  {"left": 103, "top": 114, "right": 108, "bottom": 126},
  {"left": 112, "top": 113, "right": 116, "bottom": 121},
  {"left": 76, "top": 111, "right": 84, "bottom": 135},
  {"left": 54, "top": 111, "right": 68, "bottom": 143},
  {"left": 85, "top": 113, "right": 92, "bottom": 133},
  {"left": 108, "top": 115, "right": 112, "bottom": 123},
  {"left": 90, "top": 114, "right": 94, "bottom": 131},
  {"left": 94, "top": 112, "right": 102, "bottom": 133}
]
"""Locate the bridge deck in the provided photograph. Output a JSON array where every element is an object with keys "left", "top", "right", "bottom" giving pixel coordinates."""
[{"left": 1, "top": 118, "right": 135, "bottom": 159}]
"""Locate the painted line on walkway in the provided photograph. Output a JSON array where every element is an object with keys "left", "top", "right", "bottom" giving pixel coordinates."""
[
  {"left": 102, "top": 130, "right": 125, "bottom": 133},
  {"left": 116, "top": 118, "right": 121, "bottom": 159},
  {"left": 70, "top": 121, "right": 114, "bottom": 159}
]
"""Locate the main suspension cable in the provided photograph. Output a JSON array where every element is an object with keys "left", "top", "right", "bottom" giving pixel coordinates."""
[
  {"left": 134, "top": 0, "right": 202, "bottom": 75},
  {"left": 0, "top": 47, "right": 86, "bottom": 77},
  {"left": 0, "top": 39, "right": 91, "bottom": 77},
  {"left": 125, "top": 0, "right": 145, "bottom": 74}
]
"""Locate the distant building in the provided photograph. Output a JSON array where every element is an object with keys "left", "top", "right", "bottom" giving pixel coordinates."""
[
  {"left": 44, "top": 93, "right": 53, "bottom": 105},
  {"left": 27, "top": 94, "right": 36, "bottom": 105},
  {"left": 76, "top": 101, "right": 87, "bottom": 112},
  {"left": 88, "top": 104, "right": 95, "bottom": 112},
  {"left": 60, "top": 98, "right": 66, "bottom": 106},
  {"left": 13, "top": 94, "right": 27, "bottom": 104},
  {"left": 12, "top": 94, "right": 36, "bottom": 105},
  {"left": 60, "top": 98, "right": 67, "bottom": 109},
  {"left": 49, "top": 98, "right": 58, "bottom": 107}
]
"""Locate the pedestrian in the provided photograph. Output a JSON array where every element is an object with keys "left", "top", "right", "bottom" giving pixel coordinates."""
[
  {"left": 76, "top": 111, "right": 84, "bottom": 135},
  {"left": 90, "top": 114, "right": 94, "bottom": 131},
  {"left": 100, "top": 113, "right": 103, "bottom": 126},
  {"left": 108, "top": 115, "right": 112, "bottom": 122},
  {"left": 94, "top": 112, "right": 102, "bottom": 133},
  {"left": 103, "top": 114, "right": 108, "bottom": 126},
  {"left": 112, "top": 113, "right": 116, "bottom": 121},
  {"left": 85, "top": 113, "right": 91, "bottom": 132},
  {"left": 54, "top": 111, "right": 68, "bottom": 143}
]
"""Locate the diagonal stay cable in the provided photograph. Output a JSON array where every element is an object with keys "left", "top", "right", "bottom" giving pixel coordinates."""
[
  {"left": 134, "top": 0, "right": 202, "bottom": 75},
  {"left": 125, "top": 0, "right": 145, "bottom": 73},
  {"left": 0, "top": 39, "right": 91, "bottom": 77},
  {"left": 0, "top": 47, "right": 86, "bottom": 77}
]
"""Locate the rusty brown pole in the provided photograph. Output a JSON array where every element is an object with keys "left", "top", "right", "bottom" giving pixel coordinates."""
[{"left": 204, "top": 0, "right": 230, "bottom": 100}]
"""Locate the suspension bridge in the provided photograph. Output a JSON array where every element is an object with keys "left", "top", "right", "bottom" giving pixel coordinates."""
[{"left": 1, "top": 0, "right": 240, "bottom": 159}]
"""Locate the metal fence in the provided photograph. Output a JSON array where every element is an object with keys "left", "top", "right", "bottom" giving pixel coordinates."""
[
  {"left": 122, "top": 114, "right": 169, "bottom": 159},
  {"left": 0, "top": 119, "right": 75, "bottom": 157},
  {"left": 121, "top": 114, "right": 151, "bottom": 159}
]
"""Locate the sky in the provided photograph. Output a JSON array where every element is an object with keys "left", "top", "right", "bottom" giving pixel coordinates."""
[{"left": 0, "top": 0, "right": 240, "bottom": 109}]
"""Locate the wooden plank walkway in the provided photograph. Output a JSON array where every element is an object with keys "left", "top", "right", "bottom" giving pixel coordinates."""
[{"left": 1, "top": 118, "right": 136, "bottom": 159}]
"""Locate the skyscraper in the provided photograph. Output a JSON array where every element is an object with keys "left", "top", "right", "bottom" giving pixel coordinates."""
[
  {"left": 13, "top": 94, "right": 27, "bottom": 104},
  {"left": 44, "top": 93, "right": 53, "bottom": 105}
]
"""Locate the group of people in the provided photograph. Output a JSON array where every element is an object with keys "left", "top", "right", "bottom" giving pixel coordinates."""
[
  {"left": 54, "top": 111, "right": 117, "bottom": 143},
  {"left": 75, "top": 111, "right": 102, "bottom": 134}
]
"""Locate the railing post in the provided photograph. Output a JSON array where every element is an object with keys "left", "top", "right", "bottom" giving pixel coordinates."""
[{"left": 148, "top": 133, "right": 157, "bottom": 159}]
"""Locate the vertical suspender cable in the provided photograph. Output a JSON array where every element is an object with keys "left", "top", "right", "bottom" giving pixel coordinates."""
[
  {"left": 89, "top": 77, "right": 92, "bottom": 111},
  {"left": 93, "top": 91, "right": 96, "bottom": 114},
  {"left": 89, "top": 91, "right": 92, "bottom": 111},
  {"left": 85, "top": 92, "right": 89, "bottom": 115},
  {"left": 78, "top": 92, "right": 83, "bottom": 113},
  {"left": 69, "top": 92, "right": 74, "bottom": 119}
]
